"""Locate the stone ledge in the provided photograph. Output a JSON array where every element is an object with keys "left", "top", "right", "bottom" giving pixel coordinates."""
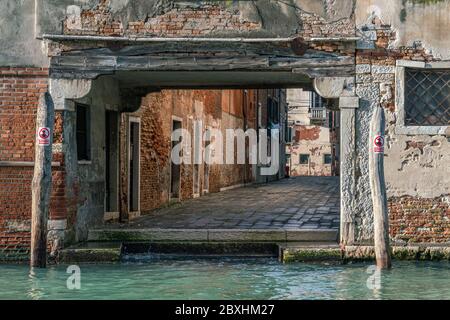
[
  {"left": 281, "top": 246, "right": 342, "bottom": 263},
  {"left": 208, "top": 229, "right": 286, "bottom": 242},
  {"left": 56, "top": 242, "right": 122, "bottom": 264},
  {"left": 88, "top": 228, "right": 339, "bottom": 243},
  {"left": 280, "top": 245, "right": 450, "bottom": 263},
  {"left": 54, "top": 242, "right": 450, "bottom": 264},
  {"left": 88, "top": 229, "right": 209, "bottom": 241},
  {"left": 286, "top": 229, "right": 338, "bottom": 242},
  {"left": 344, "top": 245, "right": 450, "bottom": 262}
]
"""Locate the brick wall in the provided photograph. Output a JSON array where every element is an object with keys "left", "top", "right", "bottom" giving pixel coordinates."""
[
  {"left": 0, "top": 67, "right": 47, "bottom": 261},
  {"left": 64, "top": 0, "right": 260, "bottom": 37},
  {"left": 0, "top": 68, "right": 48, "bottom": 162},
  {"left": 0, "top": 68, "right": 68, "bottom": 261},
  {"left": 120, "top": 89, "right": 255, "bottom": 215},
  {"left": 389, "top": 196, "right": 450, "bottom": 243},
  {"left": 0, "top": 166, "right": 33, "bottom": 261}
]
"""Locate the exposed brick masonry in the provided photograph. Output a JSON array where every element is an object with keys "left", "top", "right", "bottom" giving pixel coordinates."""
[
  {"left": 64, "top": 0, "right": 260, "bottom": 37},
  {"left": 0, "top": 68, "right": 48, "bottom": 162},
  {"left": 389, "top": 196, "right": 450, "bottom": 243},
  {"left": 356, "top": 17, "right": 448, "bottom": 243},
  {"left": 0, "top": 67, "right": 47, "bottom": 261},
  {"left": 0, "top": 67, "right": 67, "bottom": 261}
]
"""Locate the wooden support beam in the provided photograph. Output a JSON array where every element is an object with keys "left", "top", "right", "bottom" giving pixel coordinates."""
[
  {"left": 49, "top": 51, "right": 354, "bottom": 80},
  {"left": 369, "top": 106, "right": 392, "bottom": 269},
  {"left": 61, "top": 41, "right": 305, "bottom": 57},
  {"left": 31, "top": 92, "right": 55, "bottom": 268}
]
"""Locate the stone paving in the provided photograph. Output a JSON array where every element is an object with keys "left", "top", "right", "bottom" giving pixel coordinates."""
[{"left": 108, "top": 176, "right": 339, "bottom": 230}]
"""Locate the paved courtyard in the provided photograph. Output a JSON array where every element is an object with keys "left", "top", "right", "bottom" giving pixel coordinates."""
[{"left": 109, "top": 176, "right": 339, "bottom": 231}]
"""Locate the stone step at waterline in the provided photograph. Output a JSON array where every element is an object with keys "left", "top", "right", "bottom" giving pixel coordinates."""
[
  {"left": 57, "top": 241, "right": 450, "bottom": 264},
  {"left": 88, "top": 228, "right": 339, "bottom": 242},
  {"left": 57, "top": 242, "right": 122, "bottom": 264},
  {"left": 57, "top": 241, "right": 340, "bottom": 264}
]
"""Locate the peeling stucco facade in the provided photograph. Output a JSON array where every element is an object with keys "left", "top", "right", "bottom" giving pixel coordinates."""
[{"left": 354, "top": 2, "right": 450, "bottom": 244}]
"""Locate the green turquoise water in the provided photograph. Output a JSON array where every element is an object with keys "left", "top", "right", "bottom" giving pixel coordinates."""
[{"left": 0, "top": 258, "right": 449, "bottom": 300}]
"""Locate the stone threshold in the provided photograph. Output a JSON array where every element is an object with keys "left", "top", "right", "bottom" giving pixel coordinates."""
[{"left": 88, "top": 228, "right": 339, "bottom": 242}]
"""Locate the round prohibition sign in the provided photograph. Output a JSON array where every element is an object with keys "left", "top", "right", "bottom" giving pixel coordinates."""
[
  {"left": 374, "top": 135, "right": 384, "bottom": 148},
  {"left": 38, "top": 127, "right": 50, "bottom": 139}
]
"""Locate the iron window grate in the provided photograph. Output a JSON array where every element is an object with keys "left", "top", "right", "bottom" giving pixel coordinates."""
[{"left": 405, "top": 68, "right": 450, "bottom": 126}]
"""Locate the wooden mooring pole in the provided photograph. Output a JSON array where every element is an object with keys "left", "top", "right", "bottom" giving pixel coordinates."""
[
  {"left": 369, "top": 106, "right": 392, "bottom": 269},
  {"left": 30, "top": 92, "right": 54, "bottom": 268}
]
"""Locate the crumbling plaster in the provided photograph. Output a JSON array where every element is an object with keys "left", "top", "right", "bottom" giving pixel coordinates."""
[
  {"left": 1, "top": 0, "right": 356, "bottom": 66},
  {"left": 35, "top": 0, "right": 355, "bottom": 37},
  {"left": 356, "top": 0, "right": 450, "bottom": 59},
  {"left": 386, "top": 59, "right": 450, "bottom": 198},
  {"left": 384, "top": 132, "right": 450, "bottom": 198},
  {"left": 80, "top": 77, "right": 120, "bottom": 240},
  {"left": 353, "top": 3, "right": 450, "bottom": 242},
  {"left": 290, "top": 125, "right": 333, "bottom": 176}
]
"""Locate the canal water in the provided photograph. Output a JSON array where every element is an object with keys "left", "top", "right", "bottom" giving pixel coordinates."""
[{"left": 0, "top": 258, "right": 448, "bottom": 300}]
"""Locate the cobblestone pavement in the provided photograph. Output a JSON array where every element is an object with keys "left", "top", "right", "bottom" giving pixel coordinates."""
[{"left": 110, "top": 176, "right": 339, "bottom": 230}]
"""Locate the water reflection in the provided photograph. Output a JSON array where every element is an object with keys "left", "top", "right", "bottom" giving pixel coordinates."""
[
  {"left": 0, "top": 259, "right": 447, "bottom": 300},
  {"left": 28, "top": 268, "right": 46, "bottom": 300}
]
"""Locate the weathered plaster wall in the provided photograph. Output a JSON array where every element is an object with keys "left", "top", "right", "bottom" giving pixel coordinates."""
[
  {"left": 74, "top": 76, "right": 121, "bottom": 240},
  {"left": 0, "top": 0, "right": 48, "bottom": 67},
  {"left": 356, "top": 0, "right": 450, "bottom": 59},
  {"left": 35, "top": 0, "right": 355, "bottom": 38},
  {"left": 1, "top": 0, "right": 355, "bottom": 67},
  {"left": 355, "top": 5, "right": 450, "bottom": 243},
  {"left": 287, "top": 88, "right": 336, "bottom": 177},
  {"left": 385, "top": 135, "right": 450, "bottom": 198},
  {"left": 289, "top": 125, "right": 333, "bottom": 176}
]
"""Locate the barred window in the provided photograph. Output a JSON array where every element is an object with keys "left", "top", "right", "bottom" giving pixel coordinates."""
[{"left": 405, "top": 68, "right": 450, "bottom": 126}]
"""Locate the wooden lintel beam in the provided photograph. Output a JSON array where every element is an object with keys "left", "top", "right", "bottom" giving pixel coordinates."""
[{"left": 50, "top": 53, "right": 355, "bottom": 80}]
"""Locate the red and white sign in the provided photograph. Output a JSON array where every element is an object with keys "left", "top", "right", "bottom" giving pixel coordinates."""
[
  {"left": 37, "top": 127, "right": 51, "bottom": 146},
  {"left": 373, "top": 134, "right": 384, "bottom": 153}
]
